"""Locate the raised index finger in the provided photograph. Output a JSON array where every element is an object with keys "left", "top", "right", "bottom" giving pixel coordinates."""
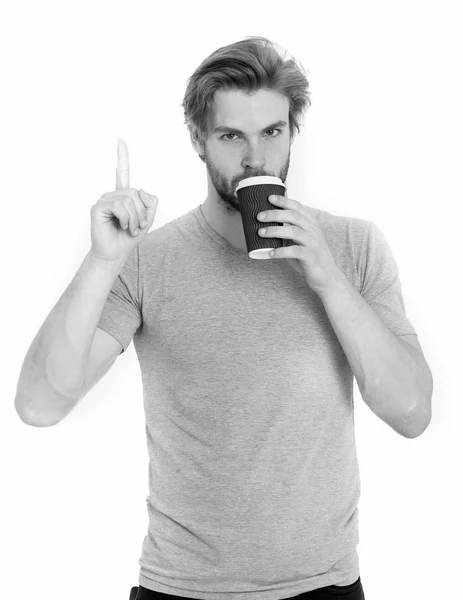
[{"left": 116, "top": 138, "right": 130, "bottom": 189}]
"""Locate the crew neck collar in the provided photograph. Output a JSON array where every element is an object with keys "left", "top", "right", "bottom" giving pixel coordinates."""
[{"left": 194, "top": 204, "right": 252, "bottom": 260}]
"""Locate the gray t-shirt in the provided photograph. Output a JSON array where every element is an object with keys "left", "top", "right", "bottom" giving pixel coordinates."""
[{"left": 98, "top": 204, "right": 416, "bottom": 599}]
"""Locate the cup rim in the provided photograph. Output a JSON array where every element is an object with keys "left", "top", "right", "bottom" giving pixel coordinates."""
[{"left": 235, "top": 175, "right": 286, "bottom": 193}]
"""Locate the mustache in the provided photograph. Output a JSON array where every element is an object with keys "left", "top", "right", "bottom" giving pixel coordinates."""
[{"left": 238, "top": 173, "right": 270, "bottom": 182}]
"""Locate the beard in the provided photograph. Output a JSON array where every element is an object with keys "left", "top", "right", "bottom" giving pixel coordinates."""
[{"left": 202, "top": 150, "right": 292, "bottom": 216}]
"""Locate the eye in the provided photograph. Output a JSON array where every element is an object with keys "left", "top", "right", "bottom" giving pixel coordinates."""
[{"left": 222, "top": 129, "right": 282, "bottom": 141}]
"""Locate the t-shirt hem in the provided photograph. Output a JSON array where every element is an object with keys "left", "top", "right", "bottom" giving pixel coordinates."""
[
  {"left": 96, "top": 320, "right": 129, "bottom": 353},
  {"left": 138, "top": 566, "right": 360, "bottom": 600}
]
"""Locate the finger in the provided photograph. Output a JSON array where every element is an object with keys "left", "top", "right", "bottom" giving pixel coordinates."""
[{"left": 116, "top": 138, "right": 130, "bottom": 190}]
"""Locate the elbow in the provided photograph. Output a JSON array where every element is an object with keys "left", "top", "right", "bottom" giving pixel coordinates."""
[
  {"left": 402, "top": 395, "right": 433, "bottom": 439},
  {"left": 402, "top": 415, "right": 431, "bottom": 438},
  {"left": 15, "top": 401, "right": 60, "bottom": 428},
  {"left": 364, "top": 387, "right": 432, "bottom": 439},
  {"left": 17, "top": 412, "right": 58, "bottom": 427},
  {"left": 15, "top": 394, "right": 36, "bottom": 426},
  {"left": 14, "top": 391, "right": 67, "bottom": 428},
  {"left": 393, "top": 365, "right": 434, "bottom": 439}
]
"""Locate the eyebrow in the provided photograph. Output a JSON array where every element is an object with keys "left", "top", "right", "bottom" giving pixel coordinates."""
[{"left": 213, "top": 120, "right": 287, "bottom": 136}]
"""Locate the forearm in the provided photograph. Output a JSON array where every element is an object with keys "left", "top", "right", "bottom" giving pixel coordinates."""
[
  {"left": 15, "top": 250, "right": 126, "bottom": 425},
  {"left": 318, "top": 271, "right": 432, "bottom": 437}
]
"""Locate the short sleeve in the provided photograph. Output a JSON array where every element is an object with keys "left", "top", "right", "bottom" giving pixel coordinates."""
[
  {"left": 97, "top": 246, "right": 142, "bottom": 354},
  {"left": 358, "top": 221, "right": 417, "bottom": 337}
]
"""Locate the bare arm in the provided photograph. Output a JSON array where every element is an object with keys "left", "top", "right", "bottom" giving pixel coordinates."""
[{"left": 14, "top": 251, "right": 126, "bottom": 426}]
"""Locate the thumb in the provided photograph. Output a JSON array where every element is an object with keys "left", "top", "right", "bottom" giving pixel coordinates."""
[{"left": 139, "top": 189, "right": 158, "bottom": 224}]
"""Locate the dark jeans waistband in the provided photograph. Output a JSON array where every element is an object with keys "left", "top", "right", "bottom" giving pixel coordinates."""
[{"left": 133, "top": 576, "right": 364, "bottom": 600}]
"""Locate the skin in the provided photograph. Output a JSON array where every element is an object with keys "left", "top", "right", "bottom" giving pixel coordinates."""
[{"left": 190, "top": 88, "right": 296, "bottom": 253}]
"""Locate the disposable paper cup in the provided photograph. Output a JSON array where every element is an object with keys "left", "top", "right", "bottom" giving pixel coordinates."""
[{"left": 235, "top": 176, "right": 287, "bottom": 259}]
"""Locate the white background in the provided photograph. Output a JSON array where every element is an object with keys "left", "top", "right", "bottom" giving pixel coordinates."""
[{"left": 2, "top": 1, "right": 461, "bottom": 599}]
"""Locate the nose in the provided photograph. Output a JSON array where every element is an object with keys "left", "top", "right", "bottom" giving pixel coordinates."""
[
  {"left": 242, "top": 157, "right": 266, "bottom": 174},
  {"left": 242, "top": 144, "right": 266, "bottom": 173}
]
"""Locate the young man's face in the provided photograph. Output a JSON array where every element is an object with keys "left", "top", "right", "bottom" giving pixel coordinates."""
[{"left": 192, "top": 88, "right": 295, "bottom": 216}]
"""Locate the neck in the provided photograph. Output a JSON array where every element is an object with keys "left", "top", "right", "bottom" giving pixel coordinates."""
[{"left": 201, "top": 195, "right": 248, "bottom": 253}]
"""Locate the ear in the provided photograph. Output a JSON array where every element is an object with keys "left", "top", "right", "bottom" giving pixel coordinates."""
[{"left": 190, "top": 128, "right": 205, "bottom": 158}]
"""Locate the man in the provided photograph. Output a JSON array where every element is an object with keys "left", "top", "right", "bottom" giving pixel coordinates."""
[{"left": 102, "top": 37, "right": 432, "bottom": 599}]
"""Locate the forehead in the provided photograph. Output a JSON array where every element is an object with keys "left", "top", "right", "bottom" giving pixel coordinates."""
[{"left": 212, "top": 88, "right": 289, "bottom": 126}]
